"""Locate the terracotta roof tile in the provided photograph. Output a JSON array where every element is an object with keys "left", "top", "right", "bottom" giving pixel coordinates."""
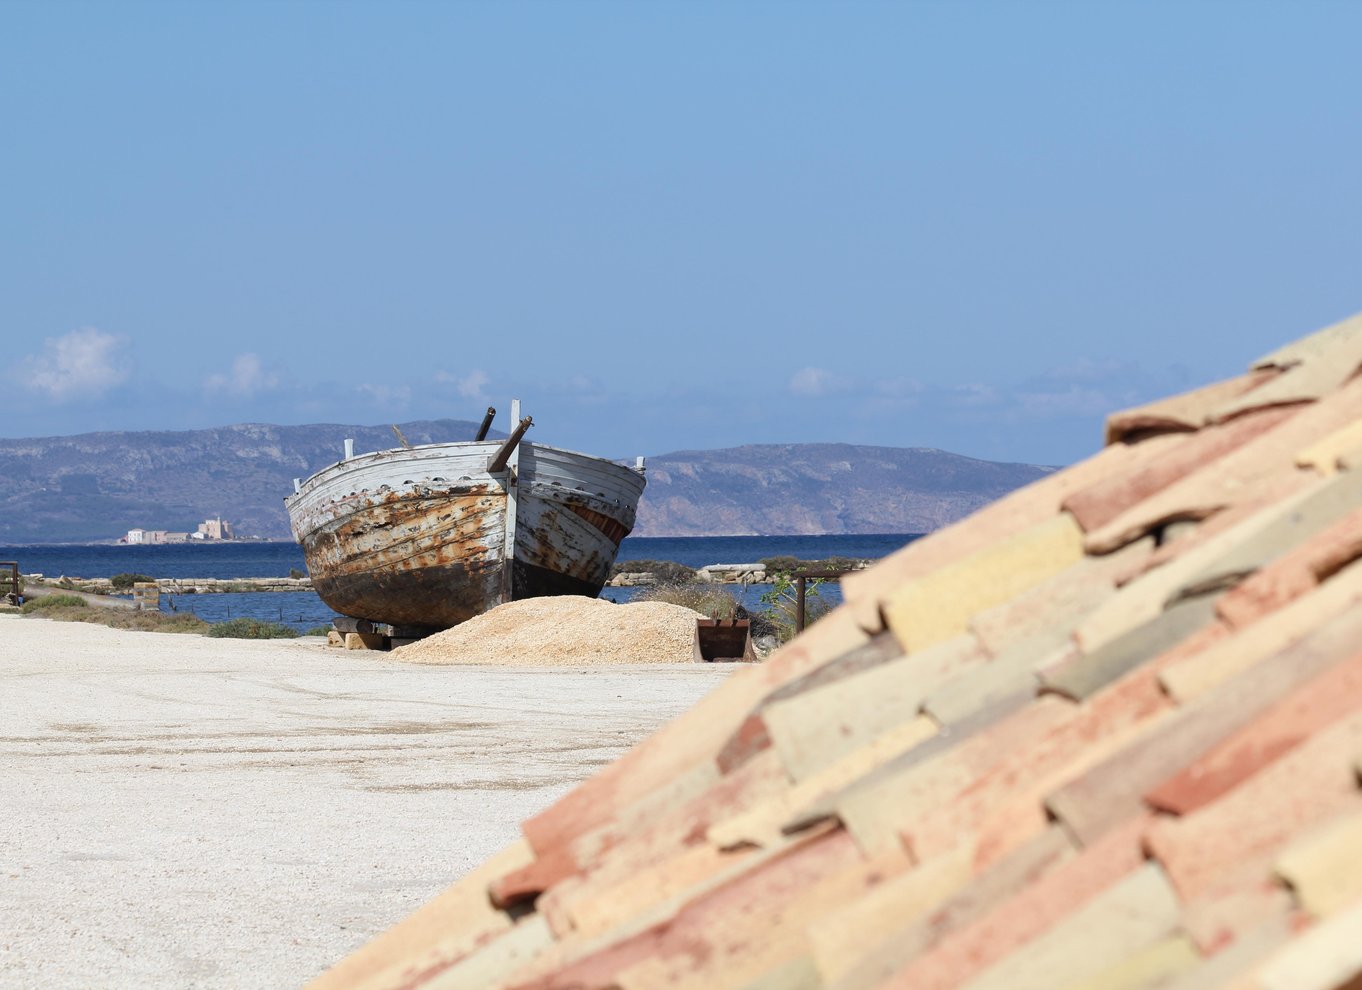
[
  {"left": 1041, "top": 593, "right": 1219, "bottom": 701},
  {"left": 1176, "top": 860, "right": 1299, "bottom": 956},
  {"left": 308, "top": 310, "right": 1362, "bottom": 990},
  {"left": 1070, "top": 405, "right": 1297, "bottom": 532},
  {"left": 1156, "top": 915, "right": 1295, "bottom": 990},
  {"left": 956, "top": 864, "right": 1182, "bottom": 990},
  {"left": 1045, "top": 610, "right": 1356, "bottom": 846},
  {"left": 883, "top": 512, "right": 1085, "bottom": 653},
  {"left": 967, "top": 534, "right": 1151, "bottom": 656},
  {"left": 1249, "top": 896, "right": 1362, "bottom": 990},
  {"left": 1296, "top": 418, "right": 1362, "bottom": 475},
  {"left": 1082, "top": 374, "right": 1362, "bottom": 553},
  {"left": 1104, "top": 367, "right": 1279, "bottom": 444},
  {"left": 1159, "top": 557, "right": 1362, "bottom": 702},
  {"left": 826, "top": 827, "right": 1075, "bottom": 989},
  {"left": 1144, "top": 709, "right": 1362, "bottom": 902},
  {"left": 903, "top": 671, "right": 1171, "bottom": 869},
  {"left": 1147, "top": 651, "right": 1362, "bottom": 816},
  {"left": 1057, "top": 933, "right": 1200, "bottom": 990},
  {"left": 876, "top": 814, "right": 1149, "bottom": 990},
  {"left": 760, "top": 634, "right": 976, "bottom": 782},
  {"left": 1217, "top": 503, "right": 1362, "bottom": 628},
  {"left": 840, "top": 440, "right": 1147, "bottom": 611},
  {"left": 1274, "top": 803, "right": 1362, "bottom": 919}
]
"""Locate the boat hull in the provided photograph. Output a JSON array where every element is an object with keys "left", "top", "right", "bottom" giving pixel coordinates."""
[{"left": 285, "top": 440, "right": 644, "bottom": 629}]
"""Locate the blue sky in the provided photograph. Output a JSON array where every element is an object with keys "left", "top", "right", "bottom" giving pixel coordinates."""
[{"left": 4, "top": 1, "right": 1362, "bottom": 465}]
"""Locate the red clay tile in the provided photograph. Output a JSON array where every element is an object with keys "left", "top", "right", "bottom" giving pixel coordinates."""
[
  {"left": 1143, "top": 709, "right": 1362, "bottom": 902},
  {"left": 901, "top": 670, "right": 1172, "bottom": 870},
  {"left": 714, "top": 712, "right": 773, "bottom": 775},
  {"left": 877, "top": 814, "right": 1150, "bottom": 990},
  {"left": 1042, "top": 594, "right": 1219, "bottom": 701},
  {"left": 1082, "top": 374, "right": 1362, "bottom": 554},
  {"left": 1066, "top": 405, "right": 1299, "bottom": 533},
  {"left": 507, "top": 826, "right": 867, "bottom": 990},
  {"left": 1217, "top": 505, "right": 1362, "bottom": 629},
  {"left": 841, "top": 438, "right": 1162, "bottom": 610},
  {"left": 1112, "top": 501, "right": 1272, "bottom": 588},
  {"left": 1046, "top": 607, "right": 1359, "bottom": 845},
  {"left": 968, "top": 536, "right": 1152, "bottom": 658},
  {"left": 517, "top": 606, "right": 871, "bottom": 873},
  {"left": 1147, "top": 650, "right": 1362, "bottom": 816},
  {"left": 1177, "top": 861, "right": 1299, "bottom": 956},
  {"left": 1104, "top": 367, "right": 1279, "bottom": 444},
  {"left": 830, "top": 827, "right": 1075, "bottom": 989},
  {"left": 837, "top": 695, "right": 1074, "bottom": 858}
]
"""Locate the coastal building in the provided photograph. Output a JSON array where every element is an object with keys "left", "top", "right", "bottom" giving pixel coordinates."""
[
  {"left": 196, "top": 517, "right": 234, "bottom": 541},
  {"left": 126, "top": 519, "right": 235, "bottom": 543}
]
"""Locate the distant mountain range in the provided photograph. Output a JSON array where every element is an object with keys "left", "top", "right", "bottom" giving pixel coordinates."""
[{"left": 0, "top": 420, "right": 1055, "bottom": 543}]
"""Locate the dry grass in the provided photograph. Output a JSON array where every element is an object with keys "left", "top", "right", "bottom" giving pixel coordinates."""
[{"left": 20, "top": 597, "right": 209, "bottom": 634}]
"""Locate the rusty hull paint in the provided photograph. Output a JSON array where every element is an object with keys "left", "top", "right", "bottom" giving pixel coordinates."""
[{"left": 302, "top": 483, "right": 506, "bottom": 628}]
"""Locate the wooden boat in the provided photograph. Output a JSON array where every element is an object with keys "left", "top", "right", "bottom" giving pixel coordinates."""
[{"left": 284, "top": 404, "right": 646, "bottom": 630}]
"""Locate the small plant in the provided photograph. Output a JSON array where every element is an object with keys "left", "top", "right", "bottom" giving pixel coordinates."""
[
  {"left": 21, "top": 594, "right": 88, "bottom": 613},
  {"left": 288, "top": 568, "right": 307, "bottom": 580},
  {"left": 760, "top": 572, "right": 833, "bottom": 644},
  {"left": 206, "top": 618, "right": 300, "bottom": 639},
  {"left": 110, "top": 573, "right": 155, "bottom": 591}
]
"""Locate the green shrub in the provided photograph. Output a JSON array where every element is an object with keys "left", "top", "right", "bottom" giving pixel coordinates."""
[
  {"left": 288, "top": 568, "right": 307, "bottom": 580},
  {"left": 609, "top": 559, "right": 696, "bottom": 583},
  {"left": 21, "top": 594, "right": 88, "bottom": 612},
  {"left": 759, "top": 556, "right": 868, "bottom": 575},
  {"left": 110, "top": 572, "right": 155, "bottom": 590},
  {"left": 206, "top": 618, "right": 300, "bottom": 639}
]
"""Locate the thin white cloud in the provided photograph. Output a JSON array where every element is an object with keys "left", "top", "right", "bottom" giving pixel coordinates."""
[
  {"left": 435, "top": 368, "right": 490, "bottom": 399},
  {"left": 204, "top": 353, "right": 280, "bottom": 397},
  {"left": 788, "top": 366, "right": 850, "bottom": 397},
  {"left": 19, "top": 327, "right": 132, "bottom": 401},
  {"left": 356, "top": 382, "right": 412, "bottom": 407}
]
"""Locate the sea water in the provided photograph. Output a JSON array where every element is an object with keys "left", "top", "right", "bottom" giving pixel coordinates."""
[{"left": 0, "top": 533, "right": 921, "bottom": 631}]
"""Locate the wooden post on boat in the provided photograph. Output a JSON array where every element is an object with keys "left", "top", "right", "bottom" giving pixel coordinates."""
[
  {"left": 498, "top": 400, "right": 526, "bottom": 604},
  {"left": 475, "top": 406, "right": 496, "bottom": 442},
  {"left": 486, "top": 416, "right": 533, "bottom": 473}
]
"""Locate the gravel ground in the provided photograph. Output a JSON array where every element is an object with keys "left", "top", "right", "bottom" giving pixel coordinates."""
[{"left": 0, "top": 613, "right": 733, "bottom": 989}]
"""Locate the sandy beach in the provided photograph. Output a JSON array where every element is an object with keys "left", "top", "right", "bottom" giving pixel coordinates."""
[{"left": 0, "top": 613, "right": 733, "bottom": 989}]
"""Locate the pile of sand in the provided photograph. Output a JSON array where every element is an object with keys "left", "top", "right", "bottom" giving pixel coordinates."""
[{"left": 390, "top": 595, "right": 706, "bottom": 666}]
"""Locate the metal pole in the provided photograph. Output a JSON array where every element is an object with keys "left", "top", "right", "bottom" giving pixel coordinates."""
[
  {"left": 475, "top": 407, "right": 496, "bottom": 442},
  {"left": 796, "top": 576, "right": 807, "bottom": 634}
]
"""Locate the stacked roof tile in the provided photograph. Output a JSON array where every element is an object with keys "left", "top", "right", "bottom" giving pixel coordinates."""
[{"left": 309, "top": 311, "right": 1362, "bottom": 990}]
